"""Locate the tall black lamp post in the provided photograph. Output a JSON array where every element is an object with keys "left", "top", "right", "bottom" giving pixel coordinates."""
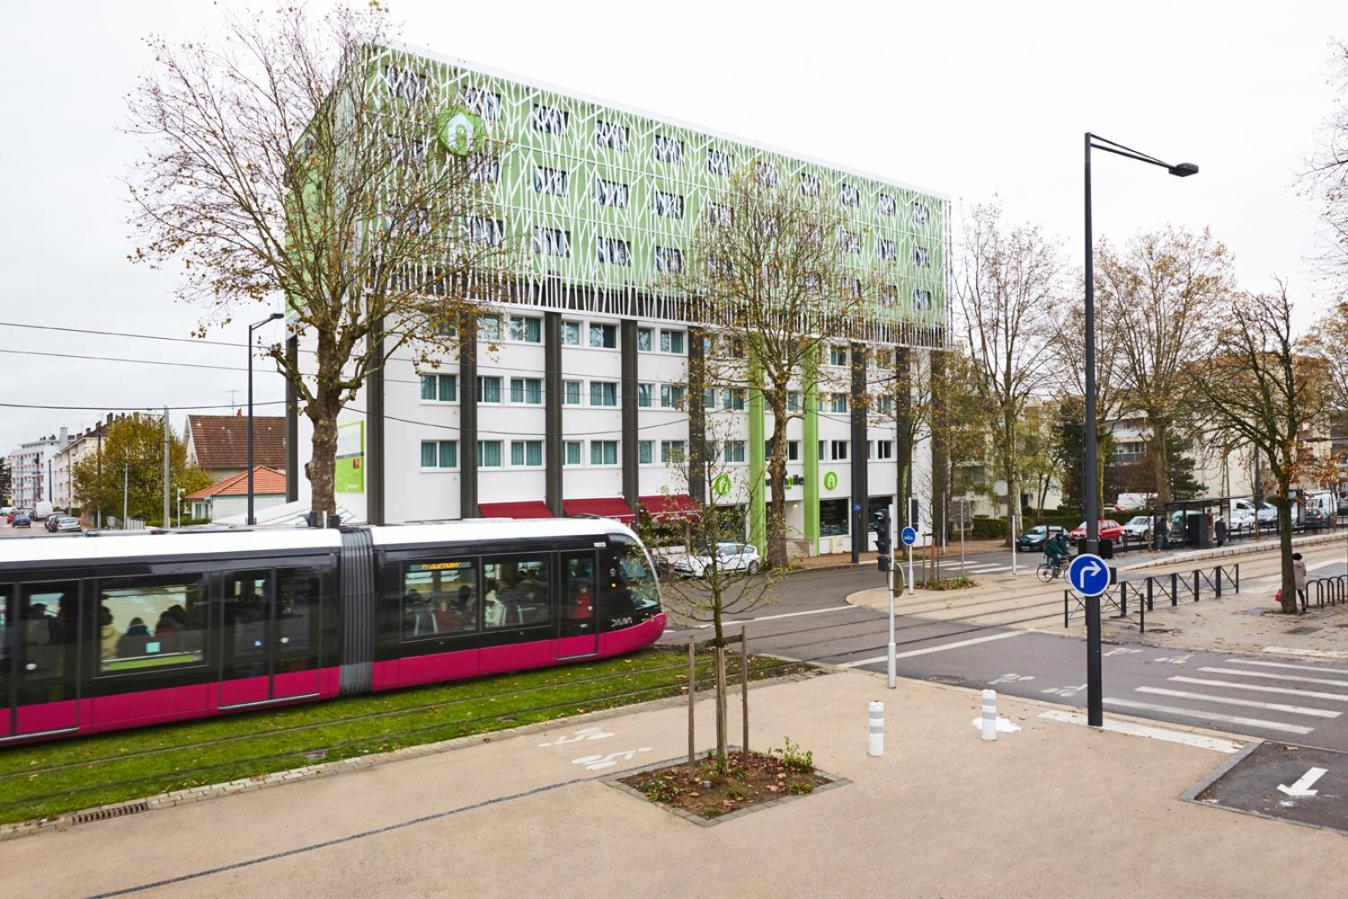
[
  {"left": 1083, "top": 133, "right": 1197, "bottom": 726},
  {"left": 247, "top": 312, "right": 284, "bottom": 525}
]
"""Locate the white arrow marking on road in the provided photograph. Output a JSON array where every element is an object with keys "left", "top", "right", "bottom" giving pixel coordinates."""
[{"left": 1277, "top": 767, "right": 1327, "bottom": 798}]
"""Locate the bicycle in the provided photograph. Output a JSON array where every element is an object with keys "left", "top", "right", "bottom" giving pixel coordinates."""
[{"left": 1036, "top": 556, "right": 1067, "bottom": 583}]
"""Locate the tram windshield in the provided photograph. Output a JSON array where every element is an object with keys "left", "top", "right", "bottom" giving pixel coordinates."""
[{"left": 614, "top": 540, "right": 661, "bottom": 613}]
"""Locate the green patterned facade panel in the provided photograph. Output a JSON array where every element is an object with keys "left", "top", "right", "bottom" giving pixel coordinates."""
[{"left": 373, "top": 44, "right": 949, "bottom": 345}]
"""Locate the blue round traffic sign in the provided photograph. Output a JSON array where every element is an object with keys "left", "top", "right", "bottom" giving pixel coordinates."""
[
  {"left": 1067, "top": 553, "right": 1110, "bottom": 597},
  {"left": 900, "top": 526, "right": 918, "bottom": 547}
]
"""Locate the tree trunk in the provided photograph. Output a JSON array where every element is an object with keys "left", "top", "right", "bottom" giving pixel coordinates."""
[
  {"left": 1152, "top": 416, "right": 1172, "bottom": 515},
  {"left": 764, "top": 392, "right": 791, "bottom": 570},
  {"left": 1276, "top": 489, "right": 1298, "bottom": 614},
  {"left": 306, "top": 389, "right": 341, "bottom": 522}
]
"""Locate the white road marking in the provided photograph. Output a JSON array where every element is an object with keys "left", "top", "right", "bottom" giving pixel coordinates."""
[
  {"left": 1262, "top": 646, "right": 1348, "bottom": 660},
  {"left": 1102, "top": 697, "right": 1314, "bottom": 735},
  {"left": 1134, "top": 686, "right": 1340, "bottom": 718},
  {"left": 1198, "top": 666, "right": 1348, "bottom": 689},
  {"left": 1307, "top": 559, "right": 1341, "bottom": 572},
  {"left": 1278, "top": 767, "right": 1328, "bottom": 797},
  {"left": 1037, "top": 709, "right": 1242, "bottom": 753},
  {"left": 839, "top": 629, "right": 1028, "bottom": 667},
  {"left": 1170, "top": 675, "right": 1348, "bottom": 703},
  {"left": 697, "top": 605, "right": 858, "bottom": 628},
  {"left": 1224, "top": 658, "right": 1348, "bottom": 675}
]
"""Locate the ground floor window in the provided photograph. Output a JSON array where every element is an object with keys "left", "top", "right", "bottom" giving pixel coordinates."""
[{"left": 820, "top": 498, "right": 849, "bottom": 536}]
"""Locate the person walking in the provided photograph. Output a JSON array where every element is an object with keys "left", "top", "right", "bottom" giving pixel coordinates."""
[{"left": 1292, "top": 552, "right": 1308, "bottom": 612}]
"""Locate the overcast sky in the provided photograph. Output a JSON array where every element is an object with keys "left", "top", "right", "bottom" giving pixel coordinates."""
[{"left": 2, "top": 0, "right": 1344, "bottom": 453}]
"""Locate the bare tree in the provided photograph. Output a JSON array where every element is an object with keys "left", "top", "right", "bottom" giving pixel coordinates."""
[
  {"left": 126, "top": 5, "right": 512, "bottom": 519},
  {"left": 1189, "top": 285, "right": 1327, "bottom": 614},
  {"left": 954, "top": 202, "right": 1062, "bottom": 540},
  {"left": 670, "top": 170, "right": 868, "bottom": 570},
  {"left": 1303, "top": 39, "right": 1348, "bottom": 287},
  {"left": 1097, "top": 227, "right": 1233, "bottom": 517}
]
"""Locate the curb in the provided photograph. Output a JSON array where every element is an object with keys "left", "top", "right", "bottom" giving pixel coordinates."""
[{"left": 1121, "top": 531, "right": 1345, "bottom": 572}]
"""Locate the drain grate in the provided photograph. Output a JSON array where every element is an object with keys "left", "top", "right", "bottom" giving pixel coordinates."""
[{"left": 72, "top": 801, "right": 149, "bottom": 825}]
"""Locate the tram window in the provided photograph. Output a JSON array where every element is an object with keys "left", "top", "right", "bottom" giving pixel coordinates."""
[
  {"left": 482, "top": 556, "right": 551, "bottom": 628},
  {"left": 402, "top": 559, "right": 479, "bottom": 640},
  {"left": 17, "top": 583, "right": 78, "bottom": 705},
  {"left": 277, "top": 569, "right": 321, "bottom": 652},
  {"left": 98, "top": 576, "right": 206, "bottom": 674},
  {"left": 610, "top": 543, "right": 661, "bottom": 614}
]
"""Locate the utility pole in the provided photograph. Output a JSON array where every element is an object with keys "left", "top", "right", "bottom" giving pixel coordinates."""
[
  {"left": 122, "top": 463, "right": 129, "bottom": 529},
  {"left": 163, "top": 407, "right": 171, "bottom": 529},
  {"left": 96, "top": 426, "right": 103, "bottom": 529}
]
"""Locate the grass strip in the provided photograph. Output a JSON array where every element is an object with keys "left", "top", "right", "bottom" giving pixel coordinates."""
[{"left": 0, "top": 648, "right": 805, "bottom": 826}]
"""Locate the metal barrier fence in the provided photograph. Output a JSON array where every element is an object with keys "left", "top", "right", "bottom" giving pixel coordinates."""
[
  {"left": 1309, "top": 575, "right": 1348, "bottom": 609},
  {"left": 1063, "top": 563, "right": 1240, "bottom": 633}
]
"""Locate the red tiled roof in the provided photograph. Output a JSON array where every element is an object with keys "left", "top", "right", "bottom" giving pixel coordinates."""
[
  {"left": 186, "top": 466, "right": 287, "bottom": 500},
  {"left": 187, "top": 413, "right": 286, "bottom": 471}
]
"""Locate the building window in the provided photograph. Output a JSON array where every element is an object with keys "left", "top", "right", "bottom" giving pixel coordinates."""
[
  {"left": 829, "top": 345, "right": 848, "bottom": 367},
  {"left": 476, "top": 376, "right": 501, "bottom": 404},
  {"left": 881, "top": 284, "right": 899, "bottom": 306},
  {"left": 660, "top": 329, "right": 686, "bottom": 354},
  {"left": 799, "top": 172, "right": 821, "bottom": 196},
  {"left": 831, "top": 440, "right": 849, "bottom": 461},
  {"left": 383, "top": 66, "right": 429, "bottom": 101},
  {"left": 564, "top": 441, "right": 582, "bottom": 465},
  {"left": 462, "top": 86, "right": 501, "bottom": 120},
  {"left": 590, "top": 381, "right": 618, "bottom": 407},
  {"left": 589, "top": 323, "right": 618, "bottom": 349},
  {"left": 654, "top": 246, "right": 684, "bottom": 274},
  {"left": 511, "top": 440, "right": 543, "bottom": 467},
  {"left": 596, "top": 236, "right": 631, "bottom": 266},
  {"left": 533, "top": 227, "right": 571, "bottom": 258},
  {"left": 637, "top": 327, "right": 653, "bottom": 352},
  {"left": 707, "top": 148, "right": 733, "bottom": 176},
  {"left": 534, "top": 167, "right": 568, "bottom": 196},
  {"left": 719, "top": 388, "right": 745, "bottom": 411},
  {"left": 754, "top": 161, "right": 779, "bottom": 186},
  {"left": 637, "top": 383, "right": 653, "bottom": 408},
  {"left": 704, "top": 386, "right": 717, "bottom": 409},
  {"left": 466, "top": 217, "right": 504, "bottom": 246},
  {"left": 476, "top": 440, "right": 503, "bottom": 468},
  {"left": 561, "top": 321, "right": 581, "bottom": 345},
  {"left": 787, "top": 440, "right": 801, "bottom": 462},
  {"left": 875, "top": 440, "right": 894, "bottom": 460},
  {"left": 590, "top": 440, "right": 619, "bottom": 466},
  {"left": 839, "top": 183, "right": 860, "bottom": 207},
  {"left": 420, "top": 373, "right": 457, "bottom": 402},
  {"left": 878, "top": 193, "right": 896, "bottom": 216},
  {"left": 704, "top": 440, "right": 719, "bottom": 463},
  {"left": 706, "top": 203, "right": 732, "bottom": 228},
  {"left": 875, "top": 395, "right": 894, "bottom": 416},
  {"left": 820, "top": 498, "right": 849, "bottom": 535},
  {"left": 510, "top": 377, "right": 543, "bottom": 405},
  {"left": 595, "top": 120, "right": 628, "bottom": 150},
  {"left": 878, "top": 238, "right": 897, "bottom": 262},
  {"left": 595, "top": 178, "right": 630, "bottom": 208},
  {"left": 661, "top": 440, "right": 686, "bottom": 463},
  {"left": 654, "top": 134, "right": 683, "bottom": 164},
  {"left": 421, "top": 440, "right": 458, "bottom": 469},
  {"left": 563, "top": 380, "right": 582, "bottom": 405},
  {"left": 508, "top": 316, "right": 542, "bottom": 343},
  {"left": 787, "top": 391, "right": 802, "bottom": 412},
  {"left": 913, "top": 246, "right": 931, "bottom": 267},
  {"left": 531, "top": 104, "right": 568, "bottom": 135},
  {"left": 913, "top": 200, "right": 930, "bottom": 224},
  {"left": 469, "top": 153, "right": 500, "bottom": 185},
  {"left": 660, "top": 384, "right": 686, "bottom": 409},
  {"left": 638, "top": 440, "right": 654, "bottom": 465},
  {"left": 654, "top": 191, "right": 684, "bottom": 219},
  {"left": 477, "top": 315, "right": 502, "bottom": 342},
  {"left": 723, "top": 440, "right": 746, "bottom": 463},
  {"left": 913, "top": 289, "right": 933, "bottom": 311},
  {"left": 829, "top": 393, "right": 848, "bottom": 414},
  {"left": 841, "top": 230, "right": 861, "bottom": 253}
]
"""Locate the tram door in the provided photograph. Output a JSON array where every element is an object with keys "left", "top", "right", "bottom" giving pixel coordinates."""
[
  {"left": 219, "top": 568, "right": 322, "bottom": 708},
  {"left": 2, "top": 582, "right": 79, "bottom": 739},
  {"left": 557, "top": 551, "right": 599, "bottom": 659}
]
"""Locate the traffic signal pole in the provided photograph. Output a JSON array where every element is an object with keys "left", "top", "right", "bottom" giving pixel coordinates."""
[{"left": 887, "top": 509, "right": 896, "bottom": 689}]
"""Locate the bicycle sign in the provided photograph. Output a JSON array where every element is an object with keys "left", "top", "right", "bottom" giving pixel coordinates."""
[
  {"left": 1067, "top": 553, "right": 1110, "bottom": 598},
  {"left": 900, "top": 526, "right": 917, "bottom": 547}
]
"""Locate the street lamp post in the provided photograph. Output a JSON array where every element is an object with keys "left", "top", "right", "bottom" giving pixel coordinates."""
[
  {"left": 1083, "top": 133, "right": 1197, "bottom": 727},
  {"left": 247, "top": 312, "right": 284, "bottom": 525}
]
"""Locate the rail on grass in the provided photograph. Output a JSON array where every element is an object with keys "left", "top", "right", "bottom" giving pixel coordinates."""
[{"left": 1063, "top": 563, "right": 1240, "bottom": 633}]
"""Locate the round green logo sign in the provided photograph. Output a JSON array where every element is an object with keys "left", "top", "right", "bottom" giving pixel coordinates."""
[
  {"left": 823, "top": 471, "right": 838, "bottom": 490},
  {"left": 713, "top": 474, "right": 732, "bottom": 497},
  {"left": 437, "top": 107, "right": 485, "bottom": 156}
]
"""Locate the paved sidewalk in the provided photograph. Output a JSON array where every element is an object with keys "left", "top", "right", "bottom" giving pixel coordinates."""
[{"left": 2, "top": 669, "right": 1343, "bottom": 898}]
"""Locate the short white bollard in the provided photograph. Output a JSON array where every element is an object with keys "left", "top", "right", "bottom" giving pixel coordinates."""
[
  {"left": 868, "top": 700, "right": 885, "bottom": 756},
  {"left": 981, "top": 689, "right": 998, "bottom": 742}
]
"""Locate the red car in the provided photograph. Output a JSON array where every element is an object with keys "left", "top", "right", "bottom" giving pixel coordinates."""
[{"left": 1069, "top": 520, "right": 1124, "bottom": 544}]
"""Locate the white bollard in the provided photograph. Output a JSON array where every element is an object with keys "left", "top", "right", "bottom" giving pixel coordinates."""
[
  {"left": 981, "top": 689, "right": 998, "bottom": 742},
  {"left": 868, "top": 700, "right": 885, "bottom": 756}
]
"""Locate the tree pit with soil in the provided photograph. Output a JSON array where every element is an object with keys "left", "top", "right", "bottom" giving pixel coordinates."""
[{"left": 621, "top": 742, "right": 830, "bottom": 820}]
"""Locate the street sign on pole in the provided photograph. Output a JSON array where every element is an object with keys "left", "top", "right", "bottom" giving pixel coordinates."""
[
  {"left": 1067, "top": 553, "right": 1111, "bottom": 598},
  {"left": 901, "top": 526, "right": 917, "bottom": 596},
  {"left": 900, "top": 526, "right": 918, "bottom": 546}
]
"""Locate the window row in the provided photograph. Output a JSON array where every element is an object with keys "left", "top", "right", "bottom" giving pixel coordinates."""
[{"left": 419, "top": 438, "right": 702, "bottom": 470}]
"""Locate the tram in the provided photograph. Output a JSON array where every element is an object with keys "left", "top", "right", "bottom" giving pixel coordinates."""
[{"left": 0, "top": 519, "right": 665, "bottom": 745}]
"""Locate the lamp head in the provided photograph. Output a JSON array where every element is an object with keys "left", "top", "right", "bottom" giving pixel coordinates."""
[
  {"left": 268, "top": 312, "right": 284, "bottom": 321},
  {"left": 1168, "top": 162, "right": 1199, "bottom": 177}
]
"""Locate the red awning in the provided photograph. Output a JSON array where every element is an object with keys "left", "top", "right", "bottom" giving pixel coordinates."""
[
  {"left": 477, "top": 501, "right": 553, "bottom": 519},
  {"left": 639, "top": 493, "right": 698, "bottom": 520},
  {"left": 563, "top": 497, "right": 635, "bottom": 523}
]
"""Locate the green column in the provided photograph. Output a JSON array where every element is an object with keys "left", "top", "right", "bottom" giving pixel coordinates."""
[
  {"left": 748, "top": 352, "right": 766, "bottom": 554},
  {"left": 803, "top": 347, "right": 820, "bottom": 556}
]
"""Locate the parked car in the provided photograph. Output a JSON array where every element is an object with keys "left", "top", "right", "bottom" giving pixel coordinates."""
[
  {"left": 1257, "top": 504, "right": 1278, "bottom": 526},
  {"left": 54, "top": 516, "right": 82, "bottom": 533},
  {"left": 1016, "top": 525, "right": 1066, "bottom": 552},
  {"left": 4, "top": 509, "right": 15, "bottom": 524},
  {"left": 33, "top": 501, "right": 53, "bottom": 521},
  {"left": 12, "top": 513, "right": 32, "bottom": 528},
  {"left": 673, "top": 542, "right": 761, "bottom": 578},
  {"left": 1069, "top": 520, "right": 1124, "bottom": 545},
  {"left": 1121, "top": 516, "right": 1152, "bottom": 541},
  {"left": 44, "top": 513, "right": 63, "bottom": 532},
  {"left": 1338, "top": 497, "right": 1348, "bottom": 517}
]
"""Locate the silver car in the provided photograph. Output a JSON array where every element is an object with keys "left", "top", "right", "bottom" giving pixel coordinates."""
[{"left": 55, "top": 516, "right": 82, "bottom": 532}]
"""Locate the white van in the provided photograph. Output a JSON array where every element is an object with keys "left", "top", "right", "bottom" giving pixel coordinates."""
[{"left": 33, "top": 500, "right": 53, "bottom": 521}]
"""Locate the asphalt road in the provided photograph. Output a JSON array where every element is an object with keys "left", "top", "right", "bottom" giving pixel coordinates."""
[{"left": 660, "top": 547, "right": 1348, "bottom": 753}]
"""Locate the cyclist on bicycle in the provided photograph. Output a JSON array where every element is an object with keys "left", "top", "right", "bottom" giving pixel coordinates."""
[{"left": 1044, "top": 531, "right": 1070, "bottom": 572}]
